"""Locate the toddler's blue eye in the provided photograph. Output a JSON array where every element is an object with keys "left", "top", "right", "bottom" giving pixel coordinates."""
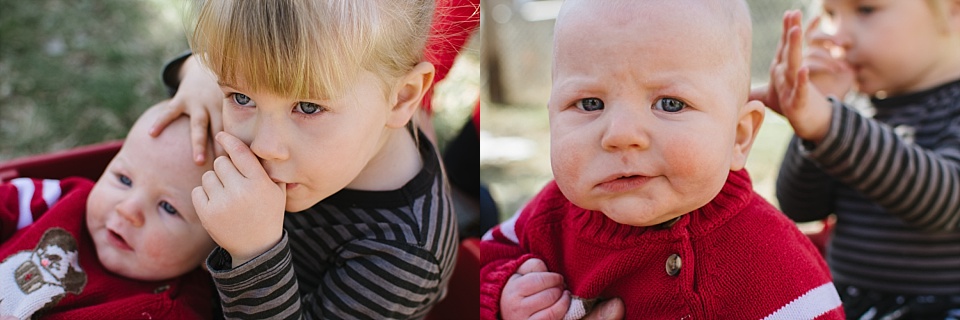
[
  {"left": 233, "top": 93, "right": 253, "bottom": 106},
  {"left": 296, "top": 102, "right": 324, "bottom": 114},
  {"left": 653, "top": 98, "right": 686, "bottom": 113},
  {"left": 159, "top": 201, "right": 178, "bottom": 215},
  {"left": 575, "top": 98, "right": 604, "bottom": 112},
  {"left": 118, "top": 174, "right": 132, "bottom": 186}
]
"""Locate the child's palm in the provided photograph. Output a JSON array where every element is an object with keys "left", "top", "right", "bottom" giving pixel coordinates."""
[
  {"left": 772, "top": 11, "right": 834, "bottom": 143},
  {"left": 192, "top": 131, "right": 287, "bottom": 268}
]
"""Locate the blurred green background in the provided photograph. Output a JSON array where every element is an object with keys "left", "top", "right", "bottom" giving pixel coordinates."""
[{"left": 0, "top": 0, "right": 478, "bottom": 162}]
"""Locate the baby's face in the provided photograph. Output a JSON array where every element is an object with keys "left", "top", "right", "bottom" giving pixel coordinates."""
[
  {"left": 86, "top": 106, "right": 215, "bottom": 281},
  {"left": 548, "top": 0, "right": 751, "bottom": 226}
]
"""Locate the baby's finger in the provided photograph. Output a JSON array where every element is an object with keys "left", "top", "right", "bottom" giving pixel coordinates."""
[
  {"left": 517, "top": 258, "right": 548, "bottom": 275},
  {"left": 528, "top": 290, "right": 569, "bottom": 320},
  {"left": 149, "top": 101, "right": 186, "bottom": 137},
  {"left": 189, "top": 110, "right": 211, "bottom": 164},
  {"left": 515, "top": 272, "right": 565, "bottom": 297},
  {"left": 215, "top": 131, "right": 267, "bottom": 180}
]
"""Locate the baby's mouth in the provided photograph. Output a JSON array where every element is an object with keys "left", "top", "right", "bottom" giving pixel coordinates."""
[{"left": 108, "top": 230, "right": 133, "bottom": 251}]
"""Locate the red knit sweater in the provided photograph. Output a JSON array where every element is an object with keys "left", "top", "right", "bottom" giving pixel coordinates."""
[
  {"left": 0, "top": 177, "right": 213, "bottom": 319},
  {"left": 480, "top": 170, "right": 845, "bottom": 319}
]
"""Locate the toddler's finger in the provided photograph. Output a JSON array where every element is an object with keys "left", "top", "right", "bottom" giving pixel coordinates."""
[
  {"left": 215, "top": 131, "right": 268, "bottom": 181},
  {"left": 209, "top": 107, "right": 226, "bottom": 157},
  {"left": 149, "top": 101, "right": 186, "bottom": 137},
  {"left": 189, "top": 110, "right": 211, "bottom": 164},
  {"left": 191, "top": 186, "right": 209, "bottom": 210},
  {"left": 803, "top": 15, "right": 821, "bottom": 41}
]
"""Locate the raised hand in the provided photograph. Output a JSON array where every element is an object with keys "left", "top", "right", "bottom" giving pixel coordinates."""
[
  {"left": 192, "top": 131, "right": 287, "bottom": 268},
  {"left": 150, "top": 55, "right": 225, "bottom": 164},
  {"left": 501, "top": 258, "right": 571, "bottom": 320},
  {"left": 803, "top": 16, "right": 855, "bottom": 99},
  {"left": 770, "top": 10, "right": 834, "bottom": 143}
]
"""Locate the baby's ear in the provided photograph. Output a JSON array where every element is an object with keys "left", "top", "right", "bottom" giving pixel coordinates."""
[
  {"left": 387, "top": 62, "right": 435, "bottom": 128},
  {"left": 730, "top": 100, "right": 765, "bottom": 171}
]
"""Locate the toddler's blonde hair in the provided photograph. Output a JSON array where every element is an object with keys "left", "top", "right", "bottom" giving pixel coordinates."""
[{"left": 190, "top": 0, "right": 434, "bottom": 100}]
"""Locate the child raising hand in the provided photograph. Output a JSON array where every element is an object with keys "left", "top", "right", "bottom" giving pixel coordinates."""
[{"left": 759, "top": 1, "right": 960, "bottom": 317}]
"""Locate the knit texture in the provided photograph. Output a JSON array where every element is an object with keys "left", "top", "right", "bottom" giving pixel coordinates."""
[{"left": 481, "top": 170, "right": 844, "bottom": 319}]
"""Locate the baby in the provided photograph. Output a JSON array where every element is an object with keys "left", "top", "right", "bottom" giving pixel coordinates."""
[
  {"left": 0, "top": 102, "right": 216, "bottom": 319},
  {"left": 479, "top": 0, "right": 845, "bottom": 319}
]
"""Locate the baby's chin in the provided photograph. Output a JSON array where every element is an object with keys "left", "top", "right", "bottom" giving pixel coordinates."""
[{"left": 589, "top": 197, "right": 700, "bottom": 227}]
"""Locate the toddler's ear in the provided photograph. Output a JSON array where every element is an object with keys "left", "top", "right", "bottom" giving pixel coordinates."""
[
  {"left": 731, "top": 100, "right": 765, "bottom": 171},
  {"left": 387, "top": 62, "right": 435, "bottom": 128}
]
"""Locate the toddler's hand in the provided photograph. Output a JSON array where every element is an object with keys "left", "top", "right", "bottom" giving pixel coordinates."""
[
  {"left": 192, "top": 132, "right": 286, "bottom": 268},
  {"left": 802, "top": 16, "right": 855, "bottom": 99},
  {"left": 770, "top": 10, "right": 834, "bottom": 143},
  {"left": 150, "top": 55, "right": 225, "bottom": 165},
  {"left": 501, "top": 258, "right": 571, "bottom": 320}
]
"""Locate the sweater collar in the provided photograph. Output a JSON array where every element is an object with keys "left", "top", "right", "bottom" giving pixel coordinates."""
[{"left": 568, "top": 170, "right": 754, "bottom": 245}]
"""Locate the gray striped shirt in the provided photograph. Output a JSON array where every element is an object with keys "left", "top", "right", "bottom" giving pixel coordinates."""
[
  {"left": 776, "top": 79, "right": 960, "bottom": 295},
  {"left": 206, "top": 131, "right": 459, "bottom": 319}
]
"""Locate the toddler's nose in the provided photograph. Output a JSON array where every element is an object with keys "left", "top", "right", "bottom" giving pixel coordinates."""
[{"left": 116, "top": 198, "right": 145, "bottom": 227}]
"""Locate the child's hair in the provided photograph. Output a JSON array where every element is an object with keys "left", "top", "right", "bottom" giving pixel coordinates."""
[{"left": 190, "top": 0, "right": 434, "bottom": 100}]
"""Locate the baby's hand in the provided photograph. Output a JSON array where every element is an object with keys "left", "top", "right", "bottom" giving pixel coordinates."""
[
  {"left": 501, "top": 258, "right": 571, "bottom": 320},
  {"left": 770, "top": 10, "right": 834, "bottom": 143},
  {"left": 192, "top": 132, "right": 287, "bottom": 268},
  {"left": 150, "top": 55, "right": 225, "bottom": 165},
  {"left": 802, "top": 16, "right": 855, "bottom": 99}
]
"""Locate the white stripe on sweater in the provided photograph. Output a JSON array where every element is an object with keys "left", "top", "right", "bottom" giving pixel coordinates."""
[
  {"left": 41, "top": 179, "right": 61, "bottom": 210},
  {"left": 482, "top": 207, "right": 522, "bottom": 243},
  {"left": 11, "top": 178, "right": 35, "bottom": 230},
  {"left": 763, "top": 282, "right": 842, "bottom": 320}
]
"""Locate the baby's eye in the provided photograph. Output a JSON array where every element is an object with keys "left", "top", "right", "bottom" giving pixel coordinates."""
[
  {"left": 118, "top": 174, "right": 132, "bottom": 186},
  {"left": 653, "top": 98, "right": 687, "bottom": 113},
  {"left": 295, "top": 102, "right": 326, "bottom": 115},
  {"left": 856, "top": 6, "right": 875, "bottom": 15},
  {"left": 575, "top": 98, "right": 604, "bottom": 112},
  {"left": 232, "top": 93, "right": 255, "bottom": 107},
  {"left": 159, "top": 201, "right": 179, "bottom": 215}
]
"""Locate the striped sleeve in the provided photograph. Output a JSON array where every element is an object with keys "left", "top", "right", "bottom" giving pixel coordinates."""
[
  {"left": 796, "top": 99, "right": 960, "bottom": 231},
  {"left": 776, "top": 137, "right": 837, "bottom": 222},
  {"left": 0, "top": 178, "right": 63, "bottom": 239},
  {"left": 208, "top": 232, "right": 445, "bottom": 320}
]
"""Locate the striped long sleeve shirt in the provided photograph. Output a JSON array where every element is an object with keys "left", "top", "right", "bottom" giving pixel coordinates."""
[
  {"left": 205, "top": 130, "right": 459, "bottom": 319},
  {"left": 776, "top": 79, "right": 960, "bottom": 295}
]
